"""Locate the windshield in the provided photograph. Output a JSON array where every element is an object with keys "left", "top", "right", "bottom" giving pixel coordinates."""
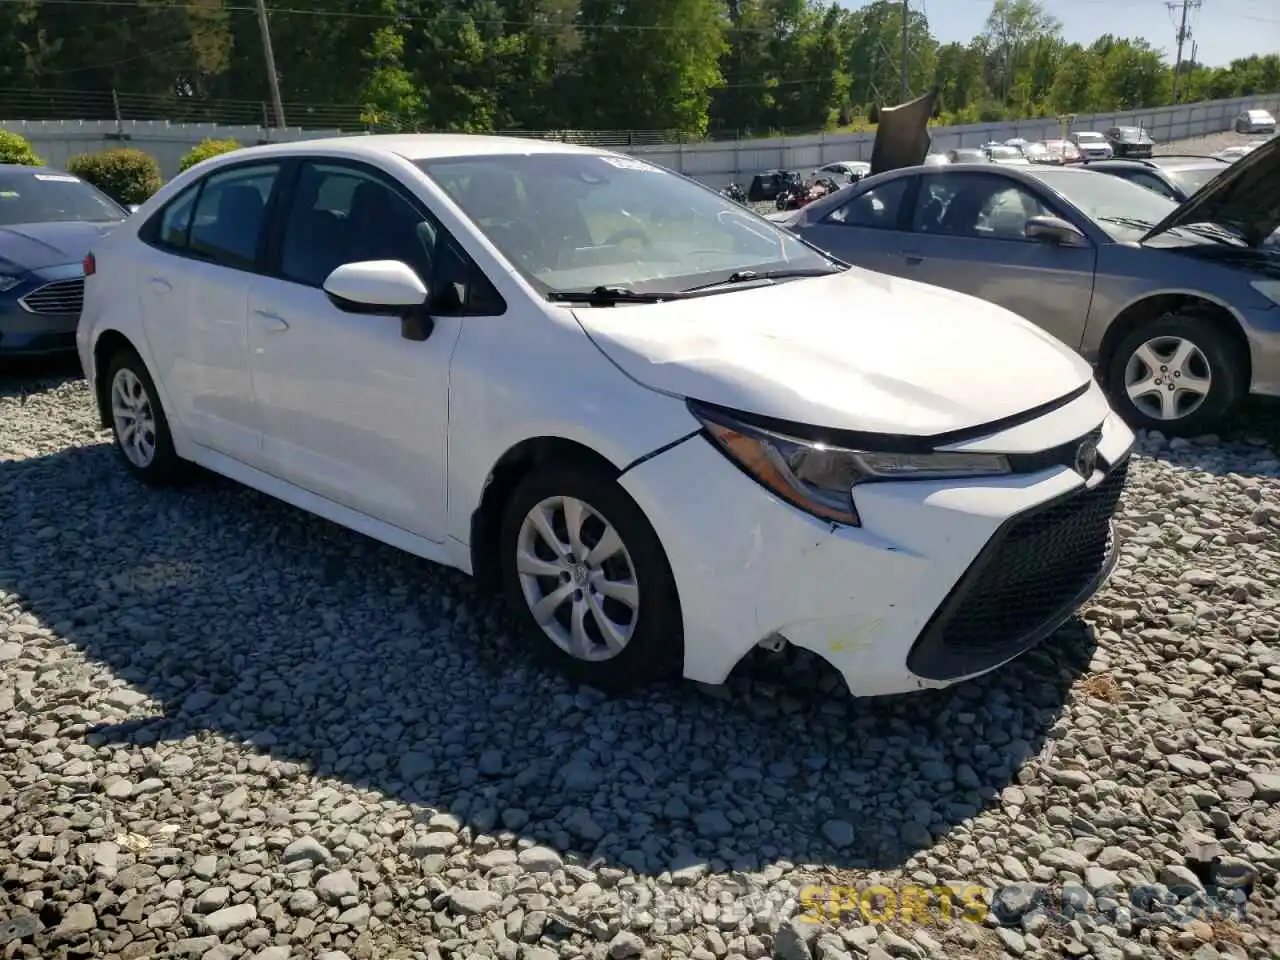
[
  {"left": 416, "top": 153, "right": 834, "bottom": 295},
  {"left": 0, "top": 172, "right": 125, "bottom": 225},
  {"left": 1032, "top": 168, "right": 1178, "bottom": 239},
  {"left": 1164, "top": 165, "right": 1225, "bottom": 196},
  {"left": 1076, "top": 133, "right": 1104, "bottom": 143}
]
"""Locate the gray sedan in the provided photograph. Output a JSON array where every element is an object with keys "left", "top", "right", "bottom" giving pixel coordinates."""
[{"left": 779, "top": 143, "right": 1280, "bottom": 436}]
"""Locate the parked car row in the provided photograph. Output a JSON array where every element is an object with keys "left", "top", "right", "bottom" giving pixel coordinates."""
[{"left": 774, "top": 108, "right": 1280, "bottom": 439}]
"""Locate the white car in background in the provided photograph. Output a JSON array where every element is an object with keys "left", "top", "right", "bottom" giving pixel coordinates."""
[
  {"left": 809, "top": 160, "right": 871, "bottom": 182},
  {"left": 1070, "top": 130, "right": 1114, "bottom": 160},
  {"left": 76, "top": 133, "right": 1134, "bottom": 698},
  {"left": 1234, "top": 108, "right": 1277, "bottom": 135},
  {"left": 1214, "top": 143, "right": 1261, "bottom": 163}
]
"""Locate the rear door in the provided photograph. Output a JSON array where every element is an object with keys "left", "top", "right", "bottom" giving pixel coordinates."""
[
  {"left": 794, "top": 175, "right": 916, "bottom": 276},
  {"left": 133, "top": 160, "right": 286, "bottom": 465},
  {"left": 899, "top": 171, "right": 1098, "bottom": 348}
]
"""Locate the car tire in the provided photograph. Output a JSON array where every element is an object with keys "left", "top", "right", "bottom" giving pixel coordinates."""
[
  {"left": 1104, "top": 309, "right": 1247, "bottom": 437},
  {"left": 498, "top": 463, "right": 684, "bottom": 692},
  {"left": 104, "top": 346, "right": 188, "bottom": 486}
]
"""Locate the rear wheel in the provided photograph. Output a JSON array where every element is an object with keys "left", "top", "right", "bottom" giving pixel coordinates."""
[
  {"left": 498, "top": 464, "right": 683, "bottom": 692},
  {"left": 1104, "top": 310, "right": 1247, "bottom": 437},
  {"left": 105, "top": 347, "right": 188, "bottom": 485}
]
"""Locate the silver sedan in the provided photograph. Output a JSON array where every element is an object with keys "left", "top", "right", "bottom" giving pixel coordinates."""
[{"left": 778, "top": 143, "right": 1280, "bottom": 436}]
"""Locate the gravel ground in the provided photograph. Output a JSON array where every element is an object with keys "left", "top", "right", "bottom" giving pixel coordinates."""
[{"left": 2, "top": 133, "right": 1280, "bottom": 958}]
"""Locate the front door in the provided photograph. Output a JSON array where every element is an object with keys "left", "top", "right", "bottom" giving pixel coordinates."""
[
  {"left": 901, "top": 171, "right": 1097, "bottom": 349},
  {"left": 245, "top": 159, "right": 462, "bottom": 541}
]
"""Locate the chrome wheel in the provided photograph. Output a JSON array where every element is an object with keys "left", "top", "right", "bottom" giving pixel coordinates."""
[
  {"left": 111, "top": 367, "right": 157, "bottom": 468},
  {"left": 515, "top": 495, "right": 640, "bottom": 662},
  {"left": 1123, "top": 335, "right": 1212, "bottom": 422}
]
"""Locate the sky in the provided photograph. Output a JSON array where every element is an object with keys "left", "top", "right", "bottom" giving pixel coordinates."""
[{"left": 840, "top": 0, "right": 1280, "bottom": 67}]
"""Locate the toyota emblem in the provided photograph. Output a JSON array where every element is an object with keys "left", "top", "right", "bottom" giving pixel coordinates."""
[{"left": 1074, "top": 439, "right": 1099, "bottom": 478}]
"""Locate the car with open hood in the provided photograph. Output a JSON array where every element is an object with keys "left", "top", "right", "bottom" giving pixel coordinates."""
[
  {"left": 76, "top": 125, "right": 1135, "bottom": 700},
  {"left": 1105, "top": 126, "right": 1155, "bottom": 158},
  {"left": 0, "top": 164, "right": 129, "bottom": 358},
  {"left": 778, "top": 105, "right": 1280, "bottom": 437}
]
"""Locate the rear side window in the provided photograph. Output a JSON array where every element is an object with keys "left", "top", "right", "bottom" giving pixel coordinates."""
[
  {"left": 140, "top": 163, "right": 282, "bottom": 272},
  {"left": 824, "top": 178, "right": 909, "bottom": 229}
]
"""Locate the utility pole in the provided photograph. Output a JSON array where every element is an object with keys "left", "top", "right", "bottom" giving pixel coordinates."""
[
  {"left": 255, "top": 0, "right": 287, "bottom": 128},
  {"left": 900, "top": 0, "right": 909, "bottom": 103},
  {"left": 1167, "top": 0, "right": 1201, "bottom": 105}
]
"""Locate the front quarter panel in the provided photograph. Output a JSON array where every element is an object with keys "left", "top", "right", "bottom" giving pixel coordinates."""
[{"left": 445, "top": 303, "right": 703, "bottom": 548}]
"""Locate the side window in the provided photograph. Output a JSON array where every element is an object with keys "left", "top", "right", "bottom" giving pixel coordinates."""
[
  {"left": 913, "top": 173, "right": 1054, "bottom": 241},
  {"left": 824, "top": 177, "right": 909, "bottom": 229},
  {"left": 1129, "top": 172, "right": 1178, "bottom": 200},
  {"left": 279, "top": 162, "right": 435, "bottom": 289},
  {"left": 187, "top": 163, "right": 282, "bottom": 270},
  {"left": 150, "top": 183, "right": 199, "bottom": 250},
  {"left": 278, "top": 161, "right": 504, "bottom": 316}
]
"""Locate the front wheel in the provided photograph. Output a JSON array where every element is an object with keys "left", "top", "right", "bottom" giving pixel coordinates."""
[
  {"left": 1103, "top": 311, "right": 1247, "bottom": 437},
  {"left": 498, "top": 464, "right": 683, "bottom": 692}
]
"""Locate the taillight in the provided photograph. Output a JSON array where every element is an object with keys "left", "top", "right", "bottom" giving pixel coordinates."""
[{"left": 83, "top": 252, "right": 95, "bottom": 276}]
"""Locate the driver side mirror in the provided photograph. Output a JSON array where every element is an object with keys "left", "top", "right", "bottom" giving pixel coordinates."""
[
  {"left": 323, "top": 260, "right": 434, "bottom": 341},
  {"left": 1025, "top": 215, "right": 1088, "bottom": 246}
]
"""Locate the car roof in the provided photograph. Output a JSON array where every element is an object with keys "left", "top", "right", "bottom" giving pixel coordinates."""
[{"left": 202, "top": 133, "right": 612, "bottom": 165}]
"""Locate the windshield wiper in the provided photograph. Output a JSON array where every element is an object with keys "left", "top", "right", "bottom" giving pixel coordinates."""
[
  {"left": 547, "top": 285, "right": 685, "bottom": 306},
  {"left": 1098, "top": 215, "right": 1157, "bottom": 230},
  {"left": 1175, "top": 222, "right": 1247, "bottom": 246},
  {"left": 680, "top": 266, "right": 843, "bottom": 293}
]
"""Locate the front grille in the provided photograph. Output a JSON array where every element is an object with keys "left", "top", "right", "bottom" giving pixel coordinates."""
[
  {"left": 908, "top": 459, "right": 1128, "bottom": 679},
  {"left": 19, "top": 277, "right": 85, "bottom": 316},
  {"left": 1006, "top": 428, "right": 1102, "bottom": 474}
]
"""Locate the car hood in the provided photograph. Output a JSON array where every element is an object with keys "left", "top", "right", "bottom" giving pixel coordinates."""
[
  {"left": 1140, "top": 133, "right": 1280, "bottom": 247},
  {"left": 869, "top": 90, "right": 937, "bottom": 175},
  {"left": 573, "top": 268, "right": 1094, "bottom": 436},
  {"left": 0, "top": 219, "right": 121, "bottom": 272}
]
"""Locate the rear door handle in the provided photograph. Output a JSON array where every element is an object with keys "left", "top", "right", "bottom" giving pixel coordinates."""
[
  {"left": 147, "top": 276, "right": 172, "bottom": 291},
  {"left": 903, "top": 255, "right": 924, "bottom": 265},
  {"left": 252, "top": 308, "right": 289, "bottom": 332}
]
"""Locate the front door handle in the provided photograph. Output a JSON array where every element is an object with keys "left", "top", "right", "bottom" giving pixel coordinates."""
[
  {"left": 147, "top": 276, "right": 172, "bottom": 292},
  {"left": 252, "top": 308, "right": 289, "bottom": 332},
  {"left": 903, "top": 254, "right": 924, "bottom": 265}
]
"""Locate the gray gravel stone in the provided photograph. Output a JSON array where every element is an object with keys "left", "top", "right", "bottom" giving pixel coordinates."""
[{"left": 2, "top": 323, "right": 1280, "bottom": 957}]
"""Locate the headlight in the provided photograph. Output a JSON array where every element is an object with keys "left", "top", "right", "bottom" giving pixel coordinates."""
[
  {"left": 0, "top": 275, "right": 21, "bottom": 292},
  {"left": 689, "top": 402, "right": 1012, "bottom": 527},
  {"left": 1252, "top": 280, "right": 1280, "bottom": 306}
]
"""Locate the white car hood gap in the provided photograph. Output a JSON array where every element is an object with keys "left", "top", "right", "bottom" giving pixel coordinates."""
[{"left": 574, "top": 268, "right": 1094, "bottom": 437}]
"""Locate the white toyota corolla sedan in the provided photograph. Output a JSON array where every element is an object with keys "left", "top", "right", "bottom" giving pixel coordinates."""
[{"left": 77, "top": 134, "right": 1135, "bottom": 697}]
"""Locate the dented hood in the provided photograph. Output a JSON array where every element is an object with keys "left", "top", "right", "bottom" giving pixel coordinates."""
[{"left": 573, "top": 268, "right": 1094, "bottom": 437}]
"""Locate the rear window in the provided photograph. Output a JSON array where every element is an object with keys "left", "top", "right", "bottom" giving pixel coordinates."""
[{"left": 1164, "top": 165, "right": 1224, "bottom": 195}]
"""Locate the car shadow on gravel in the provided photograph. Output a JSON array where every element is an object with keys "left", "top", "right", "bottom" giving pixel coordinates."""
[
  {"left": 1137, "top": 397, "right": 1280, "bottom": 477},
  {"left": 0, "top": 355, "right": 83, "bottom": 399},
  {"left": 0, "top": 441, "right": 1099, "bottom": 876}
]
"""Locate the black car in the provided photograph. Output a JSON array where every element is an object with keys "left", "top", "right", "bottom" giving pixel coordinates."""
[
  {"left": 1081, "top": 155, "right": 1231, "bottom": 202},
  {"left": 0, "top": 164, "right": 129, "bottom": 358},
  {"left": 1104, "top": 126, "right": 1155, "bottom": 159},
  {"left": 746, "top": 170, "right": 802, "bottom": 203}
]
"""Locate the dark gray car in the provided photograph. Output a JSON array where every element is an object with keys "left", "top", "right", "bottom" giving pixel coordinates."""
[{"left": 779, "top": 139, "right": 1280, "bottom": 436}]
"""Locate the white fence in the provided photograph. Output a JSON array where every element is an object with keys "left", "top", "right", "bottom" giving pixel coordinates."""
[
  {"left": 0, "top": 119, "right": 348, "bottom": 177},
  {"left": 631, "top": 93, "right": 1280, "bottom": 184},
  {"left": 2, "top": 92, "right": 1277, "bottom": 181}
]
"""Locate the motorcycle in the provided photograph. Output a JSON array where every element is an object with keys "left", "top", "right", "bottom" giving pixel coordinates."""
[
  {"left": 719, "top": 182, "right": 748, "bottom": 204},
  {"left": 776, "top": 175, "right": 840, "bottom": 211}
]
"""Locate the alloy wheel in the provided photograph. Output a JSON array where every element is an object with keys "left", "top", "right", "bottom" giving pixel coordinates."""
[
  {"left": 515, "top": 495, "right": 640, "bottom": 662},
  {"left": 1123, "top": 335, "right": 1212, "bottom": 422},
  {"left": 110, "top": 367, "right": 158, "bottom": 468}
]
